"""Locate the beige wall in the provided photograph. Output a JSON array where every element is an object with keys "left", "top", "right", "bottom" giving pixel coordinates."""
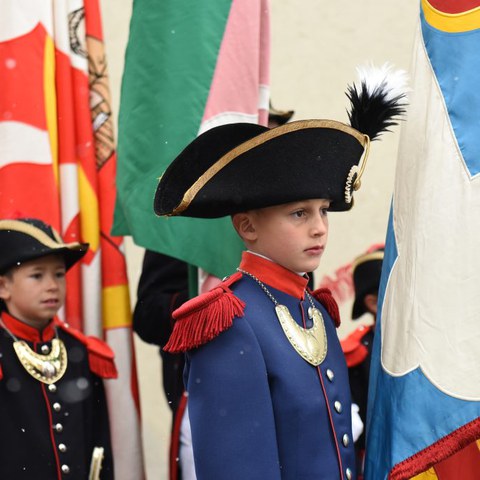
[{"left": 101, "top": 2, "right": 419, "bottom": 477}]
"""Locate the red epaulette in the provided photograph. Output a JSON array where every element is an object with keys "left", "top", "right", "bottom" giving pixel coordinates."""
[
  {"left": 56, "top": 321, "right": 118, "bottom": 379},
  {"left": 164, "top": 272, "right": 245, "bottom": 354},
  {"left": 311, "top": 287, "right": 341, "bottom": 327},
  {"left": 340, "top": 325, "right": 373, "bottom": 368}
]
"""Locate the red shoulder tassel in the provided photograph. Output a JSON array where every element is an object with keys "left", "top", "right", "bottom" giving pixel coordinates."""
[
  {"left": 85, "top": 336, "right": 118, "bottom": 379},
  {"left": 312, "top": 287, "right": 341, "bottom": 327},
  {"left": 0, "top": 363, "right": 3, "bottom": 381},
  {"left": 164, "top": 273, "right": 245, "bottom": 353},
  {"left": 56, "top": 321, "right": 118, "bottom": 379}
]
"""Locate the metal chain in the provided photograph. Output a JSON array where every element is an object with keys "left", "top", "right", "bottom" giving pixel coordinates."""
[
  {"left": 237, "top": 268, "right": 316, "bottom": 309},
  {"left": 0, "top": 318, "right": 20, "bottom": 342}
]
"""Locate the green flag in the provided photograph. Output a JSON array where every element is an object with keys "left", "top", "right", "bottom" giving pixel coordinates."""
[{"left": 114, "top": 0, "right": 270, "bottom": 279}]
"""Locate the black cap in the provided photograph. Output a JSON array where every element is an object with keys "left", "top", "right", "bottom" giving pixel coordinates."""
[
  {"left": 268, "top": 101, "right": 295, "bottom": 126},
  {"left": 0, "top": 218, "right": 88, "bottom": 274},
  {"left": 351, "top": 247, "right": 384, "bottom": 319}
]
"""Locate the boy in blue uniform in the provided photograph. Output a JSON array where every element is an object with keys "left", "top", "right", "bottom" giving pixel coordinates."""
[
  {"left": 0, "top": 218, "right": 116, "bottom": 479},
  {"left": 154, "top": 67, "right": 406, "bottom": 479}
]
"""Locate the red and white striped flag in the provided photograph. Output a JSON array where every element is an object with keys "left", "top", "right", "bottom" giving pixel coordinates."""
[{"left": 0, "top": 1, "right": 144, "bottom": 478}]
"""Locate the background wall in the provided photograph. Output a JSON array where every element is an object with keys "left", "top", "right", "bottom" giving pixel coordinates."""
[{"left": 101, "top": 1, "right": 419, "bottom": 477}]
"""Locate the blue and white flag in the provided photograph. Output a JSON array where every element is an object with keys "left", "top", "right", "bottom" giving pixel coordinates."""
[{"left": 365, "top": 1, "right": 480, "bottom": 478}]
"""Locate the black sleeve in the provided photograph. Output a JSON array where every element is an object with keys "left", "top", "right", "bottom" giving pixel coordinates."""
[{"left": 133, "top": 250, "right": 189, "bottom": 346}]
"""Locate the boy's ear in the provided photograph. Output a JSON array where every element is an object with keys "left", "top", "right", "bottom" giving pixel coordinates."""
[
  {"left": 0, "top": 276, "right": 11, "bottom": 302},
  {"left": 232, "top": 213, "right": 258, "bottom": 242}
]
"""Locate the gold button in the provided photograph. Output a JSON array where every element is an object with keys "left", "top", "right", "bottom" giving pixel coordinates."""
[
  {"left": 61, "top": 464, "right": 70, "bottom": 474},
  {"left": 54, "top": 423, "right": 63, "bottom": 433},
  {"left": 41, "top": 344, "right": 50, "bottom": 354},
  {"left": 326, "top": 369, "right": 334, "bottom": 381},
  {"left": 53, "top": 402, "right": 61, "bottom": 412},
  {"left": 346, "top": 467, "right": 352, "bottom": 479},
  {"left": 48, "top": 384, "right": 57, "bottom": 393},
  {"left": 334, "top": 401, "right": 342, "bottom": 413},
  {"left": 342, "top": 433, "right": 350, "bottom": 447},
  {"left": 58, "top": 443, "right": 67, "bottom": 453}
]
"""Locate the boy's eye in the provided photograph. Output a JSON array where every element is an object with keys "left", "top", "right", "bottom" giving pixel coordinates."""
[
  {"left": 293, "top": 210, "right": 306, "bottom": 218},
  {"left": 321, "top": 208, "right": 329, "bottom": 216},
  {"left": 30, "top": 273, "right": 42, "bottom": 279},
  {"left": 56, "top": 271, "right": 66, "bottom": 279}
]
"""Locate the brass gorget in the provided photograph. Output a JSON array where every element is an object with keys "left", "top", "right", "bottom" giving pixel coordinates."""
[
  {"left": 13, "top": 338, "right": 68, "bottom": 384},
  {"left": 1, "top": 319, "right": 67, "bottom": 383},
  {"left": 237, "top": 268, "right": 328, "bottom": 366}
]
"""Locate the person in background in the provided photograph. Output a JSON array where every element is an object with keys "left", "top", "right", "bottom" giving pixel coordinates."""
[
  {"left": 0, "top": 218, "right": 117, "bottom": 479},
  {"left": 341, "top": 246, "right": 384, "bottom": 480}
]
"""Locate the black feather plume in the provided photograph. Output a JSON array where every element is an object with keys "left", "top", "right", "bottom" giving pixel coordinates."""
[{"left": 347, "top": 64, "right": 408, "bottom": 141}]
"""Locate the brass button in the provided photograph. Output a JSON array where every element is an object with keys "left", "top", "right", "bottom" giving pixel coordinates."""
[
  {"left": 61, "top": 464, "right": 70, "bottom": 474},
  {"left": 48, "top": 384, "right": 57, "bottom": 393},
  {"left": 342, "top": 433, "right": 350, "bottom": 447},
  {"left": 334, "top": 401, "right": 342, "bottom": 413},
  {"left": 53, "top": 402, "right": 61, "bottom": 412},
  {"left": 54, "top": 423, "right": 63, "bottom": 433},
  {"left": 326, "top": 369, "right": 334, "bottom": 381},
  {"left": 41, "top": 344, "right": 50, "bottom": 354},
  {"left": 346, "top": 467, "right": 352, "bottom": 479},
  {"left": 59, "top": 443, "right": 67, "bottom": 453}
]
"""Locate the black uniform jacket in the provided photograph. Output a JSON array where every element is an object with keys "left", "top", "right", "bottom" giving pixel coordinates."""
[{"left": 0, "top": 312, "right": 117, "bottom": 479}]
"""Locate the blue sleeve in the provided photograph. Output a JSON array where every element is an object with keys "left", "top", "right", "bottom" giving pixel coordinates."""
[{"left": 186, "top": 317, "right": 281, "bottom": 480}]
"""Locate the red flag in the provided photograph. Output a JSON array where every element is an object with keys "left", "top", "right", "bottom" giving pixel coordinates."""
[{"left": 0, "top": 2, "right": 144, "bottom": 478}]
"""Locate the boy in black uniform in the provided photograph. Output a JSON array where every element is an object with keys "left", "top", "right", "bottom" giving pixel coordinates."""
[{"left": 0, "top": 218, "right": 116, "bottom": 479}]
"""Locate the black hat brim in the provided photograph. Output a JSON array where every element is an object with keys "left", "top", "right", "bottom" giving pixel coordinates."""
[
  {"left": 0, "top": 220, "right": 88, "bottom": 274},
  {"left": 351, "top": 250, "right": 384, "bottom": 319},
  {"left": 155, "top": 120, "right": 367, "bottom": 218}
]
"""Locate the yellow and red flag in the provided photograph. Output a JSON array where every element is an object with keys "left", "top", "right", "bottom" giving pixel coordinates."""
[{"left": 0, "top": 1, "right": 144, "bottom": 478}]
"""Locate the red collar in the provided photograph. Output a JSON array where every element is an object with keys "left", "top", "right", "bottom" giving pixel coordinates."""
[
  {"left": 0, "top": 312, "right": 56, "bottom": 342},
  {"left": 239, "top": 251, "right": 309, "bottom": 299}
]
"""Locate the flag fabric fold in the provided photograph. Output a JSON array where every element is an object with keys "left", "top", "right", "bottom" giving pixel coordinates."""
[
  {"left": 0, "top": 1, "right": 144, "bottom": 478},
  {"left": 365, "top": 1, "right": 480, "bottom": 478},
  {"left": 113, "top": 0, "right": 270, "bottom": 279}
]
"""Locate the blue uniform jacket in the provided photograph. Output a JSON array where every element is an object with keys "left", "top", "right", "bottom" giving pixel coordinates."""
[{"left": 177, "top": 252, "right": 356, "bottom": 480}]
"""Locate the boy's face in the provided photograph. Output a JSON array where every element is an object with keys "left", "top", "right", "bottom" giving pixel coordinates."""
[
  {"left": 0, "top": 254, "right": 66, "bottom": 329},
  {"left": 238, "top": 198, "right": 330, "bottom": 273}
]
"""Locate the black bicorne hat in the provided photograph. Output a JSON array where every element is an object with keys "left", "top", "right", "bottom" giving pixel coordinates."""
[
  {"left": 351, "top": 247, "right": 385, "bottom": 320},
  {"left": 0, "top": 218, "right": 89, "bottom": 274},
  {"left": 154, "top": 64, "right": 407, "bottom": 219}
]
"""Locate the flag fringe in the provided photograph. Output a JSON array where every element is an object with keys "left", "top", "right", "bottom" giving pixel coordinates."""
[{"left": 389, "top": 417, "right": 480, "bottom": 479}]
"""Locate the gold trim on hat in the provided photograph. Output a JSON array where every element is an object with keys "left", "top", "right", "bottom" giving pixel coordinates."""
[
  {"left": 352, "top": 250, "right": 384, "bottom": 272},
  {"left": 0, "top": 220, "right": 85, "bottom": 252},
  {"left": 352, "top": 134, "right": 371, "bottom": 191},
  {"left": 171, "top": 119, "right": 367, "bottom": 215}
]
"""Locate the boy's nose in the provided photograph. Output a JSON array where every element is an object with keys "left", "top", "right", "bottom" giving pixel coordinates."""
[
  {"left": 46, "top": 276, "right": 60, "bottom": 290},
  {"left": 310, "top": 216, "right": 327, "bottom": 236}
]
